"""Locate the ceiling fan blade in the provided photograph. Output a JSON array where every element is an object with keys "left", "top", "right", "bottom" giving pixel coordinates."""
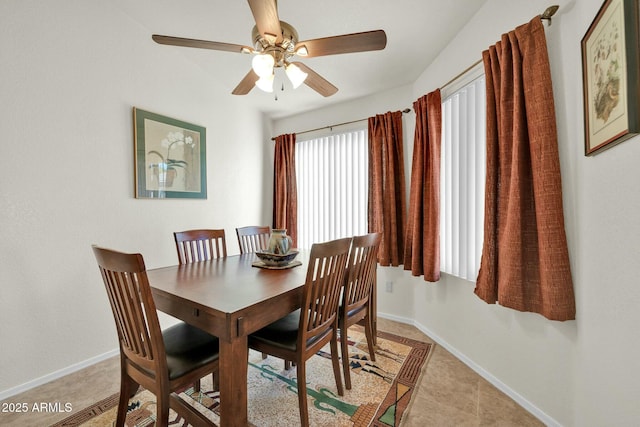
[
  {"left": 247, "top": 0, "right": 282, "bottom": 44},
  {"left": 291, "top": 62, "right": 338, "bottom": 97},
  {"left": 295, "top": 30, "right": 387, "bottom": 58},
  {"left": 152, "top": 34, "right": 253, "bottom": 53},
  {"left": 232, "top": 69, "right": 259, "bottom": 95}
]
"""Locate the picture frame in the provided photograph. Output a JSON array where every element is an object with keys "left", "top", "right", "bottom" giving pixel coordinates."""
[
  {"left": 581, "top": 0, "right": 640, "bottom": 155},
  {"left": 133, "top": 108, "right": 207, "bottom": 199}
]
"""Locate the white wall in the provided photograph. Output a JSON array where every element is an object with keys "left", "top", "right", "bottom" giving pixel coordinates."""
[
  {"left": 273, "top": 1, "right": 640, "bottom": 426},
  {"left": 0, "top": 1, "right": 268, "bottom": 396}
]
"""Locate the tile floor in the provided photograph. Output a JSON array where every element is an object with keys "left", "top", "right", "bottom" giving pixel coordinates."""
[{"left": 0, "top": 318, "right": 543, "bottom": 426}]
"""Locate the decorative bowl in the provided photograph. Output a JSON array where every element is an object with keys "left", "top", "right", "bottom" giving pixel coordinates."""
[{"left": 255, "top": 250, "right": 299, "bottom": 267}]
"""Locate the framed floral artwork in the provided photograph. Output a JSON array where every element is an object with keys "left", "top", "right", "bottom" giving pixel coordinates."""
[
  {"left": 581, "top": 0, "right": 640, "bottom": 155},
  {"left": 133, "top": 108, "right": 207, "bottom": 199}
]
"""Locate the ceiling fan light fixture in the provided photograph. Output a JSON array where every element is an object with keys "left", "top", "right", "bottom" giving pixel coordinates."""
[
  {"left": 285, "top": 63, "right": 308, "bottom": 89},
  {"left": 255, "top": 73, "right": 274, "bottom": 92},
  {"left": 251, "top": 53, "right": 275, "bottom": 77}
]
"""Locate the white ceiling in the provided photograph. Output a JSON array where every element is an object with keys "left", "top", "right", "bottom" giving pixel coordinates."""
[{"left": 119, "top": 0, "right": 488, "bottom": 119}]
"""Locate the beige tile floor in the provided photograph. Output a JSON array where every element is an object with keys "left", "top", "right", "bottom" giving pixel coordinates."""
[{"left": 0, "top": 318, "right": 543, "bottom": 426}]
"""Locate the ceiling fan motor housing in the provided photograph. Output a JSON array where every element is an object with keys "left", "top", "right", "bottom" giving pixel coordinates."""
[{"left": 252, "top": 21, "right": 298, "bottom": 67}]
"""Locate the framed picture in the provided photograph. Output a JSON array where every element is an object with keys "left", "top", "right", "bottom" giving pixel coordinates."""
[
  {"left": 581, "top": 0, "right": 640, "bottom": 155},
  {"left": 133, "top": 108, "right": 207, "bottom": 199}
]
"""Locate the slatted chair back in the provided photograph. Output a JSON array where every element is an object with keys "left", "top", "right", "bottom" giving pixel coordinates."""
[
  {"left": 92, "top": 246, "right": 167, "bottom": 377},
  {"left": 298, "top": 237, "right": 352, "bottom": 348},
  {"left": 339, "top": 232, "right": 381, "bottom": 389},
  {"left": 236, "top": 225, "right": 271, "bottom": 254},
  {"left": 343, "top": 233, "right": 382, "bottom": 315},
  {"left": 174, "top": 229, "right": 227, "bottom": 264}
]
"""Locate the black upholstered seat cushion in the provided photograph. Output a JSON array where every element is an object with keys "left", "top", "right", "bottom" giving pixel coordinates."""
[
  {"left": 338, "top": 305, "right": 367, "bottom": 326},
  {"left": 249, "top": 309, "right": 301, "bottom": 352},
  {"left": 249, "top": 308, "right": 331, "bottom": 353},
  {"left": 163, "top": 322, "right": 220, "bottom": 380}
]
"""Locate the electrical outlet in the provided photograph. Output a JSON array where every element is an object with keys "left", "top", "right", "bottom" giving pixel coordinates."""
[{"left": 385, "top": 281, "right": 394, "bottom": 293}]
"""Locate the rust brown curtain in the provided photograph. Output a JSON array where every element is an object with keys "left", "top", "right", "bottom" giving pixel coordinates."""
[
  {"left": 475, "top": 17, "right": 575, "bottom": 321},
  {"left": 272, "top": 133, "right": 298, "bottom": 247},
  {"left": 404, "top": 90, "right": 442, "bottom": 282},
  {"left": 368, "top": 111, "right": 406, "bottom": 266}
]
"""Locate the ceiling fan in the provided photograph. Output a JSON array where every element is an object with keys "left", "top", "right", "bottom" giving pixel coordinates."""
[{"left": 152, "top": 0, "right": 387, "bottom": 97}]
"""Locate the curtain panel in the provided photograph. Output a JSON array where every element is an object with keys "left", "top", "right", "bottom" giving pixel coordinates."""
[
  {"left": 404, "top": 90, "right": 442, "bottom": 282},
  {"left": 475, "top": 17, "right": 576, "bottom": 321},
  {"left": 273, "top": 133, "right": 298, "bottom": 247},
  {"left": 368, "top": 111, "right": 406, "bottom": 266}
]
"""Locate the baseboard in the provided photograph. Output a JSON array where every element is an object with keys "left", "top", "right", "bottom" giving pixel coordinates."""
[
  {"left": 403, "top": 318, "right": 561, "bottom": 427},
  {"left": 377, "top": 311, "right": 414, "bottom": 325},
  {"left": 0, "top": 349, "right": 119, "bottom": 401}
]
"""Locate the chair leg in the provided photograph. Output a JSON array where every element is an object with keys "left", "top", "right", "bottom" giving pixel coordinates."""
[
  {"left": 193, "top": 379, "right": 201, "bottom": 393},
  {"left": 212, "top": 372, "right": 219, "bottom": 392},
  {"left": 125, "top": 376, "right": 139, "bottom": 399},
  {"left": 116, "top": 375, "right": 135, "bottom": 427},
  {"left": 364, "top": 315, "right": 376, "bottom": 362},
  {"left": 296, "top": 361, "right": 309, "bottom": 427},
  {"left": 330, "top": 333, "right": 344, "bottom": 396},
  {"left": 156, "top": 392, "right": 170, "bottom": 427},
  {"left": 340, "top": 324, "right": 352, "bottom": 390}
]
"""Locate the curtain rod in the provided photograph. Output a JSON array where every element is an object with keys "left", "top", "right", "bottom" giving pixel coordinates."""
[
  {"left": 440, "top": 59, "right": 483, "bottom": 91},
  {"left": 270, "top": 108, "right": 411, "bottom": 141},
  {"left": 440, "top": 5, "right": 559, "bottom": 91},
  {"left": 271, "top": 5, "right": 559, "bottom": 140}
]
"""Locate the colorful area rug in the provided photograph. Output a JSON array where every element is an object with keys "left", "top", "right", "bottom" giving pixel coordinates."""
[{"left": 52, "top": 326, "right": 432, "bottom": 427}]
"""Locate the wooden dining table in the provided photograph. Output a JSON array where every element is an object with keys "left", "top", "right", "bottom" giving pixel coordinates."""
[{"left": 147, "top": 252, "right": 309, "bottom": 427}]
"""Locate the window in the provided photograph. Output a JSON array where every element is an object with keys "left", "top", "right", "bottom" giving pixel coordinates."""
[
  {"left": 295, "top": 128, "right": 368, "bottom": 249},
  {"left": 293, "top": 73, "right": 485, "bottom": 279},
  {"left": 440, "top": 67, "right": 486, "bottom": 281}
]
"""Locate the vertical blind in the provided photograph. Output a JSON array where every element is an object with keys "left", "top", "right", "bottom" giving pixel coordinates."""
[
  {"left": 295, "top": 129, "right": 368, "bottom": 250},
  {"left": 440, "top": 76, "right": 486, "bottom": 281}
]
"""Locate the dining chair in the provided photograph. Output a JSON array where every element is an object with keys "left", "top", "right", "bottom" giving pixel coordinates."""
[
  {"left": 174, "top": 229, "right": 227, "bottom": 264},
  {"left": 173, "top": 229, "right": 226, "bottom": 392},
  {"left": 339, "top": 232, "right": 382, "bottom": 390},
  {"left": 92, "top": 245, "right": 220, "bottom": 427},
  {"left": 236, "top": 225, "right": 271, "bottom": 254},
  {"left": 248, "top": 237, "right": 352, "bottom": 427}
]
